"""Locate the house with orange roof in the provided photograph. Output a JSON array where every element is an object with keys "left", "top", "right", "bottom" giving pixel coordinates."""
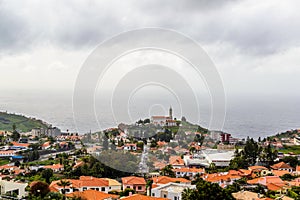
[
  {"left": 248, "top": 166, "right": 271, "bottom": 177},
  {"left": 0, "top": 164, "right": 19, "bottom": 173},
  {"left": 11, "top": 142, "right": 30, "bottom": 149},
  {"left": 172, "top": 167, "right": 205, "bottom": 178},
  {"left": 121, "top": 194, "right": 168, "bottom": 200},
  {"left": 169, "top": 156, "right": 184, "bottom": 169},
  {"left": 50, "top": 176, "right": 113, "bottom": 194},
  {"left": 247, "top": 176, "right": 284, "bottom": 186},
  {"left": 157, "top": 141, "right": 167, "bottom": 147},
  {"left": 202, "top": 172, "right": 242, "bottom": 188},
  {"left": 65, "top": 189, "right": 119, "bottom": 200},
  {"left": 287, "top": 177, "right": 300, "bottom": 187},
  {"left": 248, "top": 166, "right": 268, "bottom": 171},
  {"left": 151, "top": 182, "right": 195, "bottom": 200},
  {"left": 272, "top": 170, "right": 291, "bottom": 177},
  {"left": 267, "top": 182, "right": 290, "bottom": 194},
  {"left": 271, "top": 162, "right": 293, "bottom": 172},
  {"left": 43, "top": 164, "right": 64, "bottom": 172},
  {"left": 232, "top": 190, "right": 266, "bottom": 200},
  {"left": 42, "top": 141, "right": 51, "bottom": 150},
  {"left": 123, "top": 143, "right": 137, "bottom": 151},
  {"left": 0, "top": 150, "right": 17, "bottom": 158},
  {"left": 238, "top": 169, "right": 252, "bottom": 177},
  {"left": 121, "top": 176, "right": 146, "bottom": 194},
  {"left": 295, "top": 165, "right": 300, "bottom": 175},
  {"left": 151, "top": 176, "right": 190, "bottom": 188},
  {"left": 102, "top": 178, "right": 122, "bottom": 192},
  {"left": 153, "top": 161, "right": 167, "bottom": 170},
  {"left": 73, "top": 161, "right": 84, "bottom": 169}
]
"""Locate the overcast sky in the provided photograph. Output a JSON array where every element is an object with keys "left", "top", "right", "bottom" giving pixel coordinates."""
[{"left": 1, "top": 0, "right": 300, "bottom": 98}]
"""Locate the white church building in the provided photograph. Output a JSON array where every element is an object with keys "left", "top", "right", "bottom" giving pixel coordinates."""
[{"left": 151, "top": 107, "right": 177, "bottom": 127}]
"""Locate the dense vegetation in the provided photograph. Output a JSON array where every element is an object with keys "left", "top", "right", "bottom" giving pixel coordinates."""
[{"left": 0, "top": 112, "right": 48, "bottom": 132}]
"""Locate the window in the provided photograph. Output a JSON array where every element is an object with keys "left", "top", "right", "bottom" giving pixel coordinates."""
[
  {"left": 83, "top": 187, "right": 87, "bottom": 191},
  {"left": 152, "top": 193, "right": 155, "bottom": 196},
  {"left": 138, "top": 186, "right": 142, "bottom": 190},
  {"left": 101, "top": 187, "right": 105, "bottom": 191},
  {"left": 127, "top": 186, "right": 130, "bottom": 189},
  {"left": 174, "top": 197, "right": 177, "bottom": 200},
  {"left": 164, "top": 194, "right": 167, "bottom": 198}
]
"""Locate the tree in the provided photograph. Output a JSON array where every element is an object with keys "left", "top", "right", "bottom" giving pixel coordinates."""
[
  {"left": 182, "top": 178, "right": 234, "bottom": 200},
  {"left": 91, "top": 162, "right": 104, "bottom": 177},
  {"left": 30, "top": 181, "right": 50, "bottom": 198},
  {"left": 194, "top": 134, "right": 205, "bottom": 146},
  {"left": 143, "top": 118, "right": 150, "bottom": 124},
  {"left": 137, "top": 141, "right": 144, "bottom": 150},
  {"left": 160, "top": 164, "right": 175, "bottom": 177},
  {"left": 42, "top": 169, "right": 53, "bottom": 184},
  {"left": 102, "top": 136, "right": 108, "bottom": 150},
  {"left": 11, "top": 124, "right": 20, "bottom": 142},
  {"left": 282, "top": 156, "right": 299, "bottom": 168},
  {"left": 146, "top": 179, "right": 153, "bottom": 195},
  {"left": 57, "top": 179, "right": 71, "bottom": 199}
]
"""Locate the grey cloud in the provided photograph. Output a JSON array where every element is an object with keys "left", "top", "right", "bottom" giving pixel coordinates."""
[{"left": 0, "top": 0, "right": 300, "bottom": 56}]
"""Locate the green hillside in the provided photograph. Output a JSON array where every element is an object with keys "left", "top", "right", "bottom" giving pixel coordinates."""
[{"left": 0, "top": 111, "right": 48, "bottom": 132}]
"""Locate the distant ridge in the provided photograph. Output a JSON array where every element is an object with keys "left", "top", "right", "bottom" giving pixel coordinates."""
[{"left": 0, "top": 111, "right": 49, "bottom": 132}]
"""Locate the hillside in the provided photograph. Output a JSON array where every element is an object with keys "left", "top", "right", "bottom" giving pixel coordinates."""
[{"left": 0, "top": 111, "right": 48, "bottom": 132}]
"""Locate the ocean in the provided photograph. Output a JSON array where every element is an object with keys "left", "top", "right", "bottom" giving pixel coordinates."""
[{"left": 0, "top": 89, "right": 299, "bottom": 139}]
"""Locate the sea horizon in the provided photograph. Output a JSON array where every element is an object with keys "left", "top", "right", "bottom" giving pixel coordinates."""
[{"left": 1, "top": 89, "right": 299, "bottom": 139}]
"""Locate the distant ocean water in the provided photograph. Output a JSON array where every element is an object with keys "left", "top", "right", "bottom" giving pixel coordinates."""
[{"left": 0, "top": 89, "right": 299, "bottom": 139}]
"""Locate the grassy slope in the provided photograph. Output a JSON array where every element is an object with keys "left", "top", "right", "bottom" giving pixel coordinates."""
[{"left": 0, "top": 111, "right": 48, "bottom": 132}]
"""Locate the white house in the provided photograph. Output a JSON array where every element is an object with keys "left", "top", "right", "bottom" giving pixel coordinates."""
[
  {"left": 50, "top": 176, "right": 116, "bottom": 194},
  {"left": 151, "top": 183, "right": 196, "bottom": 200},
  {"left": 123, "top": 144, "right": 137, "bottom": 151},
  {"left": 0, "top": 178, "right": 27, "bottom": 198},
  {"left": 173, "top": 167, "right": 205, "bottom": 178}
]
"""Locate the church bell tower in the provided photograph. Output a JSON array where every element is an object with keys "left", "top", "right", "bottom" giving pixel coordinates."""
[{"left": 169, "top": 106, "right": 173, "bottom": 120}]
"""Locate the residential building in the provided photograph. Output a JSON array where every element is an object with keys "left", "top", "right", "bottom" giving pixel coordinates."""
[
  {"left": 151, "top": 176, "right": 191, "bottom": 188},
  {"left": 50, "top": 176, "right": 112, "bottom": 194},
  {"left": 65, "top": 190, "right": 119, "bottom": 200},
  {"left": 232, "top": 191, "right": 263, "bottom": 200},
  {"left": 271, "top": 162, "right": 293, "bottom": 172},
  {"left": 202, "top": 172, "right": 242, "bottom": 188},
  {"left": 184, "top": 149, "right": 234, "bottom": 168},
  {"left": 102, "top": 178, "right": 122, "bottom": 192},
  {"left": 151, "top": 182, "right": 196, "bottom": 200},
  {"left": 121, "top": 194, "right": 168, "bottom": 200},
  {"left": 121, "top": 176, "right": 146, "bottom": 194},
  {"left": 43, "top": 164, "right": 64, "bottom": 172},
  {"left": 169, "top": 156, "right": 184, "bottom": 169},
  {"left": 172, "top": 167, "right": 205, "bottom": 178},
  {"left": 123, "top": 144, "right": 137, "bottom": 151},
  {"left": 0, "top": 178, "right": 27, "bottom": 198}
]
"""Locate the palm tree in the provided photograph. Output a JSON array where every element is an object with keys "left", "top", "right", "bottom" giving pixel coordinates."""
[
  {"left": 182, "top": 188, "right": 195, "bottom": 200},
  {"left": 57, "top": 179, "right": 71, "bottom": 200},
  {"left": 160, "top": 164, "right": 175, "bottom": 177}
]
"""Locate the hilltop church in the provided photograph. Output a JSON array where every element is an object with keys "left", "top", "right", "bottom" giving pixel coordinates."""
[{"left": 151, "top": 107, "right": 177, "bottom": 127}]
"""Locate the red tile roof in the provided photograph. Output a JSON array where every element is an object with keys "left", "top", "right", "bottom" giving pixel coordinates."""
[
  {"left": 151, "top": 176, "right": 190, "bottom": 185},
  {"left": 169, "top": 156, "right": 184, "bottom": 166},
  {"left": 248, "top": 166, "right": 268, "bottom": 171},
  {"left": 122, "top": 176, "right": 146, "bottom": 185},
  {"left": 173, "top": 167, "right": 204, "bottom": 173},
  {"left": 271, "top": 162, "right": 293, "bottom": 170},
  {"left": 66, "top": 190, "right": 119, "bottom": 200},
  {"left": 121, "top": 194, "right": 168, "bottom": 200}
]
